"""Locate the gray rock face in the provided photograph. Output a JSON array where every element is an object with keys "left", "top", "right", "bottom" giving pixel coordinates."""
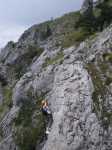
[
  {"left": 42, "top": 60, "right": 112, "bottom": 150},
  {"left": 0, "top": 106, "right": 19, "bottom": 138},
  {"left": 0, "top": 9, "right": 112, "bottom": 150},
  {"left": 0, "top": 106, "right": 19, "bottom": 150},
  {"left": 0, "top": 135, "right": 16, "bottom": 150},
  {"left": 42, "top": 62, "right": 94, "bottom": 150}
]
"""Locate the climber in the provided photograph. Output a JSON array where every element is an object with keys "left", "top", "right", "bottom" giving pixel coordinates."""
[
  {"left": 41, "top": 100, "right": 53, "bottom": 135},
  {"left": 41, "top": 100, "right": 51, "bottom": 115}
]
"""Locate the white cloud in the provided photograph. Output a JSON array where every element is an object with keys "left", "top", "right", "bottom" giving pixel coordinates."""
[{"left": 0, "top": 25, "right": 27, "bottom": 48}]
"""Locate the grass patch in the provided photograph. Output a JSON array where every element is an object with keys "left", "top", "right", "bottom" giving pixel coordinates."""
[
  {"left": 0, "top": 86, "right": 13, "bottom": 120},
  {"left": 62, "top": 29, "right": 89, "bottom": 48},
  {"left": 0, "top": 106, "right": 7, "bottom": 121},
  {"left": 3, "top": 86, "right": 12, "bottom": 108},
  {"left": 43, "top": 51, "right": 64, "bottom": 68}
]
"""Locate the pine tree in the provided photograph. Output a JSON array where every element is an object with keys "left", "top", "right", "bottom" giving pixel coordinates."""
[
  {"left": 97, "top": 0, "right": 112, "bottom": 30},
  {"left": 76, "top": 0, "right": 96, "bottom": 33}
]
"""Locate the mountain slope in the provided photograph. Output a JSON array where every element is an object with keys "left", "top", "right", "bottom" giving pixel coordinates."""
[{"left": 0, "top": 1, "right": 112, "bottom": 150}]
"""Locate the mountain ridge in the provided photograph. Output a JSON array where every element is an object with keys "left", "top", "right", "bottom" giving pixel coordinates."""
[{"left": 0, "top": 0, "right": 112, "bottom": 150}]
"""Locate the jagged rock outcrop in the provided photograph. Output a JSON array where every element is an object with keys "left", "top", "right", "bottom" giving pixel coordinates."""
[
  {"left": 0, "top": 3, "right": 112, "bottom": 150},
  {"left": 42, "top": 61, "right": 95, "bottom": 150},
  {"left": 81, "top": 0, "right": 93, "bottom": 14}
]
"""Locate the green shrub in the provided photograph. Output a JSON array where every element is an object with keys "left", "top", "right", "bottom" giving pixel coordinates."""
[
  {"left": 93, "top": 8, "right": 101, "bottom": 18},
  {"left": 96, "top": 0, "right": 112, "bottom": 30},
  {"left": 0, "top": 105, "right": 7, "bottom": 121},
  {"left": 7, "top": 41, "right": 16, "bottom": 49},
  {"left": 13, "top": 99, "right": 45, "bottom": 150},
  {"left": 3, "top": 87, "right": 12, "bottom": 108},
  {"left": 86, "top": 61, "right": 112, "bottom": 128},
  {"left": 27, "top": 45, "right": 44, "bottom": 59},
  {"left": 105, "top": 76, "right": 112, "bottom": 85},
  {"left": 74, "top": 0, "right": 112, "bottom": 36},
  {"left": 103, "top": 53, "right": 112, "bottom": 62}
]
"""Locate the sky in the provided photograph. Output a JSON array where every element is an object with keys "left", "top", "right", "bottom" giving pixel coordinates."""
[{"left": 0, "top": 0, "right": 83, "bottom": 48}]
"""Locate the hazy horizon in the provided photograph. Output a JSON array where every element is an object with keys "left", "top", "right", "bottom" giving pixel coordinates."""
[{"left": 0, "top": 0, "right": 83, "bottom": 48}]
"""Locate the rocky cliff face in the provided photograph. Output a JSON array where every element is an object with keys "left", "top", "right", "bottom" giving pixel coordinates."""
[
  {"left": 81, "top": 0, "right": 93, "bottom": 14},
  {"left": 0, "top": 6, "right": 112, "bottom": 150}
]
